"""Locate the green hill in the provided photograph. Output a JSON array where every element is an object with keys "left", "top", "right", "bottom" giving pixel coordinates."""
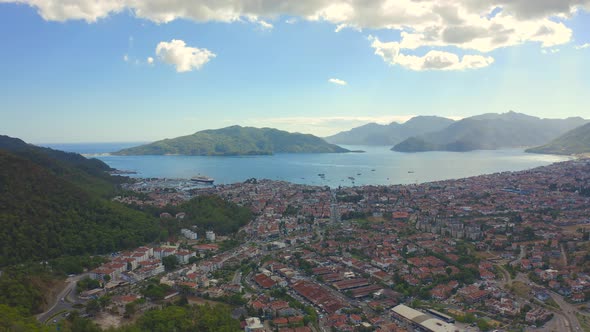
[
  {"left": 0, "top": 135, "right": 120, "bottom": 196},
  {"left": 113, "top": 125, "right": 350, "bottom": 156},
  {"left": 526, "top": 123, "right": 590, "bottom": 155},
  {"left": 0, "top": 136, "right": 160, "bottom": 267}
]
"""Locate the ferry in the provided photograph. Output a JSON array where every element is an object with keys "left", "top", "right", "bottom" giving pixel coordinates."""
[{"left": 191, "top": 175, "right": 215, "bottom": 184}]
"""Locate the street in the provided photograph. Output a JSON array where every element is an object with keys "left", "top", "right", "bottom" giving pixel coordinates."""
[{"left": 37, "top": 273, "right": 88, "bottom": 324}]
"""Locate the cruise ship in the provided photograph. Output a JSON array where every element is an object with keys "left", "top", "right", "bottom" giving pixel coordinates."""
[{"left": 191, "top": 175, "right": 215, "bottom": 184}]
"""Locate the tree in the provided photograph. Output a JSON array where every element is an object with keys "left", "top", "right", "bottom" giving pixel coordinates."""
[
  {"left": 163, "top": 255, "right": 179, "bottom": 271},
  {"left": 86, "top": 299, "right": 100, "bottom": 315},
  {"left": 124, "top": 302, "right": 137, "bottom": 318},
  {"left": 0, "top": 304, "right": 47, "bottom": 332}
]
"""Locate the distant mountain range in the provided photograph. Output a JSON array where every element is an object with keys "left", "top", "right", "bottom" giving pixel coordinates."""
[
  {"left": 526, "top": 122, "right": 590, "bottom": 155},
  {"left": 324, "top": 116, "right": 455, "bottom": 146},
  {"left": 391, "top": 112, "right": 588, "bottom": 152},
  {"left": 114, "top": 125, "right": 350, "bottom": 156}
]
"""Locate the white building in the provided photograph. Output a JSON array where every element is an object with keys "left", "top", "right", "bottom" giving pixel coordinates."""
[
  {"left": 181, "top": 228, "right": 198, "bottom": 240},
  {"left": 206, "top": 231, "right": 216, "bottom": 242},
  {"left": 244, "top": 317, "right": 264, "bottom": 332}
]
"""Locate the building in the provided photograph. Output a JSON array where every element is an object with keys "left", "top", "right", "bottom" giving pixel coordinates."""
[
  {"left": 181, "top": 228, "right": 198, "bottom": 240},
  {"left": 391, "top": 305, "right": 462, "bottom": 332},
  {"left": 244, "top": 317, "right": 265, "bottom": 332},
  {"left": 206, "top": 231, "right": 216, "bottom": 242}
]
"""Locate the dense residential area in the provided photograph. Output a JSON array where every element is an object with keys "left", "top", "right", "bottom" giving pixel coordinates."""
[{"left": 60, "top": 158, "right": 590, "bottom": 331}]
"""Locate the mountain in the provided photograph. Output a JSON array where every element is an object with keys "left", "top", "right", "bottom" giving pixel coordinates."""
[
  {"left": 113, "top": 125, "right": 350, "bottom": 156},
  {"left": 526, "top": 123, "right": 590, "bottom": 155},
  {"left": 324, "top": 116, "right": 455, "bottom": 145},
  {"left": 0, "top": 135, "right": 120, "bottom": 196},
  {"left": 392, "top": 112, "right": 588, "bottom": 152},
  {"left": 0, "top": 135, "right": 160, "bottom": 267}
]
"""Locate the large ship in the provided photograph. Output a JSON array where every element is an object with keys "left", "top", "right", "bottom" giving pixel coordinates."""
[{"left": 191, "top": 175, "right": 215, "bottom": 184}]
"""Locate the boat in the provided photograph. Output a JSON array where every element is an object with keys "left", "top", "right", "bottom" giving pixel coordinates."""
[
  {"left": 408, "top": 171, "right": 415, "bottom": 174},
  {"left": 191, "top": 175, "right": 215, "bottom": 184}
]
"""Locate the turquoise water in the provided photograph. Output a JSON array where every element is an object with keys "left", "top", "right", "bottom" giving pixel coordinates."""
[{"left": 43, "top": 143, "right": 570, "bottom": 187}]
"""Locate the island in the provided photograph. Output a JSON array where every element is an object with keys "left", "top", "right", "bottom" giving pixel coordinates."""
[{"left": 113, "top": 125, "right": 350, "bottom": 156}]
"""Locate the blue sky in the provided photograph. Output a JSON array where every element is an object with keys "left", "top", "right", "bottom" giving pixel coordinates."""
[{"left": 0, "top": 1, "right": 589, "bottom": 143}]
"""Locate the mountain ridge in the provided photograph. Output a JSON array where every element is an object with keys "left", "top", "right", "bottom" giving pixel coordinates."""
[
  {"left": 324, "top": 115, "right": 455, "bottom": 146},
  {"left": 113, "top": 125, "right": 350, "bottom": 156},
  {"left": 392, "top": 112, "right": 588, "bottom": 152}
]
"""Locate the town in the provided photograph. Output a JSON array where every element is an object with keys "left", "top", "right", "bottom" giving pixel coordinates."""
[{"left": 67, "top": 159, "right": 590, "bottom": 332}]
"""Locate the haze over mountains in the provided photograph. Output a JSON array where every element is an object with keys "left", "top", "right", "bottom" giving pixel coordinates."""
[
  {"left": 391, "top": 112, "right": 588, "bottom": 152},
  {"left": 324, "top": 116, "right": 455, "bottom": 146},
  {"left": 114, "top": 125, "right": 350, "bottom": 156}
]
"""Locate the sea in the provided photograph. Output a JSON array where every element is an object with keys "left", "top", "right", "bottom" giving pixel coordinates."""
[{"left": 42, "top": 143, "right": 571, "bottom": 187}]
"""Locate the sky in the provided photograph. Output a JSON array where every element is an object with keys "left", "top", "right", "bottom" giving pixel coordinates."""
[{"left": 0, "top": 1, "right": 589, "bottom": 143}]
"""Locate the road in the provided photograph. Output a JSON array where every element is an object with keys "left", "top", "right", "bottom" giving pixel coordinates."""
[
  {"left": 527, "top": 312, "right": 572, "bottom": 332},
  {"left": 495, "top": 263, "right": 512, "bottom": 286},
  {"left": 560, "top": 243, "right": 568, "bottom": 266},
  {"left": 549, "top": 291, "right": 583, "bottom": 332},
  {"left": 37, "top": 274, "right": 87, "bottom": 324},
  {"left": 513, "top": 272, "right": 582, "bottom": 332}
]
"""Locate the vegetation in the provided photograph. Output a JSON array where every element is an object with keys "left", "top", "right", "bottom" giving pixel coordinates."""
[
  {"left": 77, "top": 277, "right": 101, "bottom": 293},
  {"left": 0, "top": 264, "right": 55, "bottom": 315},
  {"left": 176, "top": 195, "right": 252, "bottom": 235},
  {"left": 162, "top": 255, "right": 179, "bottom": 271},
  {"left": 141, "top": 279, "right": 172, "bottom": 300},
  {"left": 0, "top": 304, "right": 50, "bottom": 332},
  {"left": 49, "top": 255, "right": 107, "bottom": 276},
  {"left": 526, "top": 122, "right": 590, "bottom": 155},
  {"left": 0, "top": 144, "right": 160, "bottom": 267},
  {"left": 113, "top": 125, "right": 350, "bottom": 156},
  {"left": 135, "top": 304, "right": 239, "bottom": 332}
]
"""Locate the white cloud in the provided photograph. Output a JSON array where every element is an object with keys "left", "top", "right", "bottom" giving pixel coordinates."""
[
  {"left": 123, "top": 54, "right": 129, "bottom": 62},
  {"left": 147, "top": 56, "right": 154, "bottom": 64},
  {"left": 155, "top": 39, "right": 215, "bottom": 72},
  {"left": 6, "top": 0, "right": 589, "bottom": 71},
  {"left": 575, "top": 43, "right": 590, "bottom": 49},
  {"left": 258, "top": 20, "right": 273, "bottom": 30},
  {"left": 541, "top": 48, "right": 560, "bottom": 54},
  {"left": 328, "top": 78, "right": 347, "bottom": 86},
  {"left": 370, "top": 37, "right": 494, "bottom": 71}
]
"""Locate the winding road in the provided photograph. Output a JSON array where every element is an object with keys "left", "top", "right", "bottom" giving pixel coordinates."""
[{"left": 37, "top": 274, "right": 88, "bottom": 324}]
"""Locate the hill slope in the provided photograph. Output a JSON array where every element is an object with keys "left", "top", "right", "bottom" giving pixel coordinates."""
[
  {"left": 114, "top": 125, "right": 350, "bottom": 156},
  {"left": 0, "top": 136, "right": 160, "bottom": 267},
  {"left": 324, "top": 116, "right": 455, "bottom": 145},
  {"left": 526, "top": 123, "right": 590, "bottom": 155},
  {"left": 392, "top": 112, "right": 587, "bottom": 152},
  {"left": 0, "top": 135, "right": 119, "bottom": 196}
]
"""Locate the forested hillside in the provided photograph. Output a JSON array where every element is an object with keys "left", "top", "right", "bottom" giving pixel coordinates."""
[{"left": 0, "top": 150, "right": 160, "bottom": 266}]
